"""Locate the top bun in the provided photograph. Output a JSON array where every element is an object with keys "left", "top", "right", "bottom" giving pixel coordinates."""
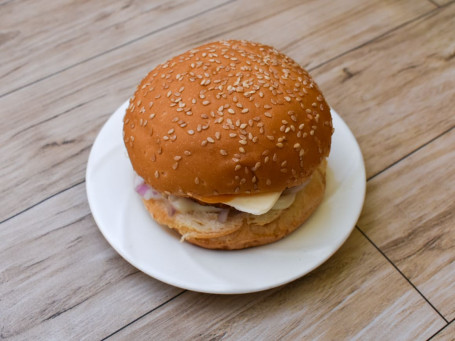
[{"left": 123, "top": 40, "right": 333, "bottom": 198}]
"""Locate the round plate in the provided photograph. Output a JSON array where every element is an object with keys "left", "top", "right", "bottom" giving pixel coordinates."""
[{"left": 86, "top": 100, "right": 366, "bottom": 294}]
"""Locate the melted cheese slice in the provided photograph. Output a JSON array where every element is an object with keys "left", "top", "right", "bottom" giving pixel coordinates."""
[{"left": 195, "top": 191, "right": 283, "bottom": 215}]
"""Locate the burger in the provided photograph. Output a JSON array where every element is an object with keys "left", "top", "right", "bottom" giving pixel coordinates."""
[{"left": 123, "top": 40, "right": 333, "bottom": 250}]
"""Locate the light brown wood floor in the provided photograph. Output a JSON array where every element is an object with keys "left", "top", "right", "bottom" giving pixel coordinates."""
[{"left": 1, "top": 0, "right": 454, "bottom": 339}]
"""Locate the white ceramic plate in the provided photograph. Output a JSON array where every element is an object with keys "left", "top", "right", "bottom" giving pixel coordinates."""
[{"left": 86, "top": 101, "right": 366, "bottom": 294}]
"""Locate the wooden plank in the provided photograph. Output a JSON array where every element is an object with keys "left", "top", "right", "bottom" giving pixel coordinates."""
[
  {"left": 312, "top": 3, "right": 455, "bottom": 178},
  {"left": 358, "top": 128, "right": 455, "bottom": 320},
  {"left": 208, "top": 0, "right": 434, "bottom": 70},
  {"left": 0, "top": 0, "right": 433, "bottom": 96},
  {"left": 0, "top": 0, "right": 230, "bottom": 96},
  {"left": 106, "top": 229, "right": 445, "bottom": 340},
  {"left": 433, "top": 0, "right": 454, "bottom": 6},
  {"left": 0, "top": 183, "right": 182, "bottom": 339},
  {"left": 0, "top": 0, "right": 434, "bottom": 221},
  {"left": 431, "top": 321, "right": 455, "bottom": 341}
]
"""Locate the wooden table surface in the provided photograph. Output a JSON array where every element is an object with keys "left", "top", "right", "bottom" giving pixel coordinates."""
[{"left": 1, "top": 0, "right": 454, "bottom": 339}]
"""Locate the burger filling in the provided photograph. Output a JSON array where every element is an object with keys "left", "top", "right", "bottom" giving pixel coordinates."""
[{"left": 134, "top": 174, "right": 309, "bottom": 222}]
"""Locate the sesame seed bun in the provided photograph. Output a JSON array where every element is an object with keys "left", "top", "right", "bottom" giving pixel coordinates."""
[{"left": 123, "top": 40, "right": 333, "bottom": 198}]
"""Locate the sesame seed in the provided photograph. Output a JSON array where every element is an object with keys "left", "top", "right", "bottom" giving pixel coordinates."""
[
  {"left": 174, "top": 156, "right": 182, "bottom": 161},
  {"left": 264, "top": 156, "right": 270, "bottom": 163},
  {"left": 187, "top": 130, "right": 195, "bottom": 135},
  {"left": 168, "top": 128, "right": 174, "bottom": 134},
  {"left": 239, "top": 147, "right": 246, "bottom": 153},
  {"left": 184, "top": 150, "right": 192, "bottom": 156},
  {"left": 252, "top": 176, "right": 257, "bottom": 183},
  {"left": 194, "top": 177, "right": 200, "bottom": 184},
  {"left": 229, "top": 133, "right": 237, "bottom": 138},
  {"left": 241, "top": 108, "right": 249, "bottom": 113},
  {"left": 284, "top": 96, "right": 291, "bottom": 102},
  {"left": 266, "top": 179, "right": 272, "bottom": 186},
  {"left": 207, "top": 137, "right": 215, "bottom": 143},
  {"left": 276, "top": 143, "right": 284, "bottom": 148},
  {"left": 235, "top": 165, "right": 241, "bottom": 171},
  {"left": 202, "top": 100, "right": 210, "bottom": 105},
  {"left": 294, "top": 143, "right": 301, "bottom": 149},
  {"left": 220, "top": 149, "right": 228, "bottom": 156},
  {"left": 172, "top": 163, "right": 178, "bottom": 170},
  {"left": 215, "top": 132, "right": 221, "bottom": 140},
  {"left": 264, "top": 112, "right": 272, "bottom": 118},
  {"left": 154, "top": 171, "right": 160, "bottom": 178},
  {"left": 239, "top": 140, "right": 247, "bottom": 145},
  {"left": 228, "top": 108, "right": 235, "bottom": 114}
]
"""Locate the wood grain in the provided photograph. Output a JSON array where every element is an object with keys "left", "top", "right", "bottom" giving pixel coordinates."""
[
  {"left": 432, "top": 0, "right": 454, "bottom": 6},
  {"left": 1, "top": 0, "right": 454, "bottom": 338},
  {"left": 432, "top": 321, "right": 455, "bottom": 341},
  {"left": 312, "top": 2, "right": 455, "bottom": 178},
  {"left": 0, "top": 183, "right": 181, "bottom": 340},
  {"left": 358, "top": 128, "right": 455, "bottom": 320},
  {"left": 108, "top": 229, "right": 445, "bottom": 340},
  {"left": 209, "top": 0, "right": 434, "bottom": 70},
  {"left": 0, "top": 0, "right": 229, "bottom": 96},
  {"left": 0, "top": 0, "right": 434, "bottom": 222}
]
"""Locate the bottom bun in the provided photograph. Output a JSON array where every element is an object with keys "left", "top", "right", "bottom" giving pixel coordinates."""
[{"left": 142, "top": 160, "right": 327, "bottom": 250}]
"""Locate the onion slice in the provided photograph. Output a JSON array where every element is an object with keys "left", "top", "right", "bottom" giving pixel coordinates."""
[
  {"left": 217, "top": 209, "right": 230, "bottom": 223},
  {"left": 135, "top": 183, "right": 150, "bottom": 197},
  {"left": 284, "top": 178, "right": 311, "bottom": 195}
]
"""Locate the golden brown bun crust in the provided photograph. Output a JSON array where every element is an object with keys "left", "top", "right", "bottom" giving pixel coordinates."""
[
  {"left": 142, "top": 161, "right": 326, "bottom": 250},
  {"left": 123, "top": 40, "right": 333, "bottom": 197}
]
